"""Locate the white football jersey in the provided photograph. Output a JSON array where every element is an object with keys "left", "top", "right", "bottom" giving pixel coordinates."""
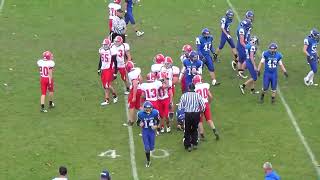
[
  {"left": 128, "top": 67, "right": 141, "bottom": 89},
  {"left": 110, "top": 43, "right": 130, "bottom": 68},
  {"left": 172, "top": 66, "right": 180, "bottom": 76},
  {"left": 108, "top": 3, "right": 121, "bottom": 20},
  {"left": 140, "top": 81, "right": 163, "bottom": 101},
  {"left": 158, "top": 86, "right": 169, "bottom": 100},
  {"left": 99, "top": 47, "right": 115, "bottom": 70},
  {"left": 160, "top": 66, "right": 176, "bottom": 87},
  {"left": 151, "top": 63, "right": 163, "bottom": 73},
  {"left": 37, "top": 59, "right": 55, "bottom": 78},
  {"left": 195, "top": 83, "right": 210, "bottom": 103}
]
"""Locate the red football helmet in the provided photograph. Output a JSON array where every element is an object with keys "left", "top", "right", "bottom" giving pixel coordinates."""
[
  {"left": 182, "top": 44, "right": 193, "bottom": 54},
  {"left": 192, "top": 75, "right": 202, "bottom": 85},
  {"left": 126, "top": 61, "right": 134, "bottom": 72},
  {"left": 164, "top": 56, "right": 173, "bottom": 68},
  {"left": 146, "top": 72, "right": 156, "bottom": 82},
  {"left": 154, "top": 54, "right": 165, "bottom": 64},
  {"left": 102, "top": 38, "right": 111, "bottom": 48},
  {"left": 43, "top": 51, "right": 53, "bottom": 60},
  {"left": 114, "top": 36, "right": 123, "bottom": 46},
  {"left": 114, "top": 0, "right": 121, "bottom": 4}
]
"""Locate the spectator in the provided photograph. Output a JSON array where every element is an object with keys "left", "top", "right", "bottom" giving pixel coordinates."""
[
  {"left": 52, "top": 166, "right": 68, "bottom": 180},
  {"left": 263, "top": 162, "right": 280, "bottom": 180}
]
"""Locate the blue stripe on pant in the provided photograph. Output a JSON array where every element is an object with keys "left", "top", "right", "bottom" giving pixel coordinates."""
[{"left": 307, "top": 56, "right": 318, "bottom": 73}]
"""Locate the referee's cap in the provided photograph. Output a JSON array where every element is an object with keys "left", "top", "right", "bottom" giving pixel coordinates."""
[{"left": 263, "top": 162, "right": 272, "bottom": 169}]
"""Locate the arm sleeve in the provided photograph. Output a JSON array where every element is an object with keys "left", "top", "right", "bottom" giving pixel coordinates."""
[
  {"left": 196, "top": 37, "right": 203, "bottom": 57},
  {"left": 304, "top": 38, "right": 309, "bottom": 45},
  {"left": 136, "top": 112, "right": 142, "bottom": 126},
  {"left": 111, "top": 55, "right": 117, "bottom": 74},
  {"left": 98, "top": 56, "right": 102, "bottom": 70}
]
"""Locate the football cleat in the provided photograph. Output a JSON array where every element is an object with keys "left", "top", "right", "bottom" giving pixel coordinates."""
[
  {"left": 239, "top": 85, "right": 245, "bottom": 94},
  {"left": 212, "top": 79, "right": 221, "bottom": 86},
  {"left": 145, "top": 161, "right": 151, "bottom": 168},
  {"left": 49, "top": 102, "right": 55, "bottom": 108},
  {"left": 113, "top": 97, "right": 118, "bottom": 103},
  {"left": 238, "top": 71, "right": 248, "bottom": 79},
  {"left": 250, "top": 90, "right": 260, "bottom": 94},
  {"left": 124, "top": 91, "right": 130, "bottom": 95},
  {"left": 166, "top": 126, "right": 171, "bottom": 133},
  {"left": 40, "top": 108, "right": 48, "bottom": 113},
  {"left": 231, "top": 60, "right": 237, "bottom": 71},
  {"left": 101, "top": 101, "right": 110, "bottom": 106},
  {"left": 136, "top": 31, "right": 144, "bottom": 37},
  {"left": 160, "top": 127, "right": 165, "bottom": 133}
]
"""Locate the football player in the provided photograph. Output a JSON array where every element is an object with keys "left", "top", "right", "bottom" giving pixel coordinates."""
[
  {"left": 124, "top": 0, "right": 144, "bottom": 37},
  {"left": 157, "top": 72, "right": 172, "bottom": 133},
  {"left": 110, "top": 36, "right": 131, "bottom": 94},
  {"left": 37, "top": 51, "right": 55, "bottom": 112},
  {"left": 175, "top": 107, "right": 185, "bottom": 131},
  {"left": 192, "top": 75, "right": 219, "bottom": 140},
  {"left": 108, "top": 0, "right": 122, "bottom": 32},
  {"left": 215, "top": 9, "right": 238, "bottom": 70},
  {"left": 160, "top": 56, "right": 180, "bottom": 119},
  {"left": 151, "top": 53, "right": 165, "bottom": 76},
  {"left": 98, "top": 38, "right": 118, "bottom": 106},
  {"left": 303, "top": 28, "right": 319, "bottom": 86},
  {"left": 179, "top": 51, "right": 203, "bottom": 91},
  {"left": 196, "top": 28, "right": 220, "bottom": 86},
  {"left": 127, "top": 61, "right": 142, "bottom": 125},
  {"left": 257, "top": 43, "right": 288, "bottom": 104},
  {"left": 236, "top": 18, "right": 252, "bottom": 78},
  {"left": 239, "top": 36, "right": 259, "bottom": 94},
  {"left": 245, "top": 10, "right": 254, "bottom": 23},
  {"left": 180, "top": 44, "right": 193, "bottom": 93},
  {"left": 140, "top": 72, "right": 164, "bottom": 111},
  {"left": 137, "top": 101, "right": 159, "bottom": 168}
]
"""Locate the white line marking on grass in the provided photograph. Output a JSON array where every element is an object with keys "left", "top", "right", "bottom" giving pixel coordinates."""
[
  {"left": 0, "top": 0, "right": 5, "bottom": 13},
  {"left": 226, "top": 0, "right": 320, "bottom": 177},
  {"left": 124, "top": 94, "right": 139, "bottom": 180},
  {"left": 151, "top": 149, "right": 170, "bottom": 159}
]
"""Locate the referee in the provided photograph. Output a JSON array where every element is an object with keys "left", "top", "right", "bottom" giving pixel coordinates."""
[
  {"left": 111, "top": 9, "right": 127, "bottom": 42},
  {"left": 178, "top": 83, "right": 205, "bottom": 152}
]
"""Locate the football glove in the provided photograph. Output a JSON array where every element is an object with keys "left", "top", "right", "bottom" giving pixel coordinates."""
[
  {"left": 284, "top": 72, "right": 289, "bottom": 78},
  {"left": 97, "top": 69, "right": 101, "bottom": 75},
  {"left": 113, "top": 74, "right": 117, "bottom": 80},
  {"left": 257, "top": 71, "right": 260, "bottom": 77},
  {"left": 227, "top": 34, "right": 232, "bottom": 39}
]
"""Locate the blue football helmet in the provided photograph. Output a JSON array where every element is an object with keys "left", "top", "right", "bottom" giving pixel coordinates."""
[
  {"left": 245, "top": 10, "right": 254, "bottom": 21},
  {"left": 240, "top": 19, "right": 252, "bottom": 30},
  {"left": 202, "top": 28, "right": 210, "bottom": 37},
  {"left": 101, "top": 170, "right": 111, "bottom": 180},
  {"left": 189, "top": 51, "right": 199, "bottom": 61},
  {"left": 226, "top": 9, "right": 234, "bottom": 19},
  {"left": 310, "top": 28, "right": 320, "bottom": 42},
  {"left": 143, "top": 101, "right": 153, "bottom": 114},
  {"left": 268, "top": 43, "right": 278, "bottom": 55}
]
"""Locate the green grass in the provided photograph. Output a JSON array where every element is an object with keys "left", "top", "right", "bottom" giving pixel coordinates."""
[{"left": 1, "top": 0, "right": 320, "bottom": 179}]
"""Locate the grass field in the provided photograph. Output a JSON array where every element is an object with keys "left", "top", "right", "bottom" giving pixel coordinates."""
[{"left": 1, "top": 0, "right": 320, "bottom": 179}]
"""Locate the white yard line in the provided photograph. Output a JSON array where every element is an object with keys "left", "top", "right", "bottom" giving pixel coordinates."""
[
  {"left": 226, "top": 0, "right": 320, "bottom": 177},
  {"left": 124, "top": 94, "right": 140, "bottom": 180},
  {"left": 0, "top": 0, "right": 5, "bottom": 12}
]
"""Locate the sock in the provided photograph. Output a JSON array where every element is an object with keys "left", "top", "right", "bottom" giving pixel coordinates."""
[
  {"left": 146, "top": 152, "right": 150, "bottom": 161},
  {"left": 41, "top": 104, "right": 45, "bottom": 109},
  {"left": 250, "top": 88, "right": 255, "bottom": 92},
  {"left": 271, "top": 96, "right": 275, "bottom": 102},
  {"left": 126, "top": 87, "right": 130, "bottom": 91},
  {"left": 49, "top": 101, "right": 53, "bottom": 106},
  {"left": 112, "top": 93, "right": 117, "bottom": 98},
  {"left": 105, "top": 98, "right": 109, "bottom": 102},
  {"left": 238, "top": 69, "right": 244, "bottom": 73},
  {"left": 260, "top": 93, "right": 265, "bottom": 100},
  {"left": 306, "top": 71, "right": 314, "bottom": 81}
]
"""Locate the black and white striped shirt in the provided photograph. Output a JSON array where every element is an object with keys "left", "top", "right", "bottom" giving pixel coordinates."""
[
  {"left": 179, "top": 91, "right": 205, "bottom": 112},
  {"left": 112, "top": 16, "right": 126, "bottom": 34}
]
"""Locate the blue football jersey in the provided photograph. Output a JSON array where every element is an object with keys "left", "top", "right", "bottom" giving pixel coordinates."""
[
  {"left": 236, "top": 25, "right": 249, "bottom": 49},
  {"left": 245, "top": 43, "right": 257, "bottom": 61},
  {"left": 261, "top": 51, "right": 283, "bottom": 73},
  {"left": 183, "top": 59, "right": 203, "bottom": 78},
  {"left": 137, "top": 109, "right": 159, "bottom": 130},
  {"left": 304, "top": 36, "right": 318, "bottom": 56},
  {"left": 220, "top": 16, "right": 233, "bottom": 32},
  {"left": 196, "top": 35, "right": 214, "bottom": 56}
]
